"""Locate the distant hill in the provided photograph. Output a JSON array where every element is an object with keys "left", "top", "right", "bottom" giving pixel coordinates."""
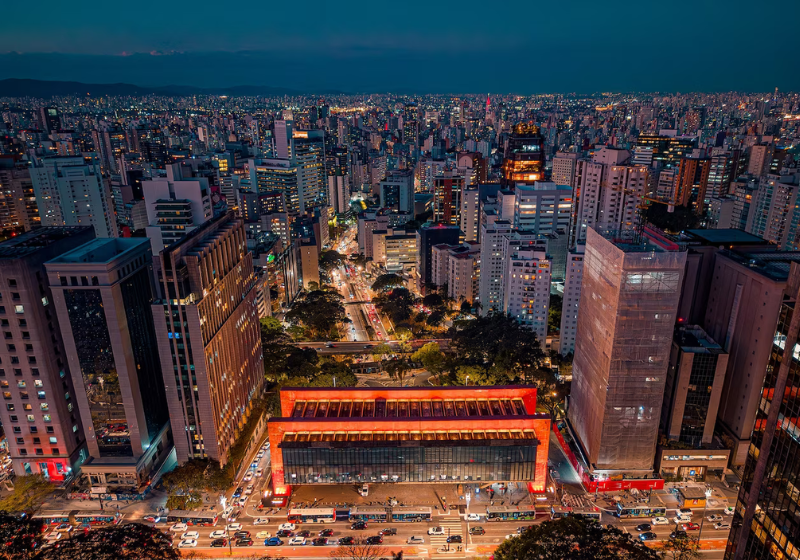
[{"left": 0, "top": 78, "right": 316, "bottom": 98}]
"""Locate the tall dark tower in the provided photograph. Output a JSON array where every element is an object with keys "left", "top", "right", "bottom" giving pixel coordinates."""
[{"left": 501, "top": 122, "right": 545, "bottom": 187}]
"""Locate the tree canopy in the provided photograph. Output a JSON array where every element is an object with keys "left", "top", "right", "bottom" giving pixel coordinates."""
[
  {"left": 0, "top": 474, "right": 53, "bottom": 514},
  {"left": 372, "top": 287, "right": 416, "bottom": 324},
  {"left": 371, "top": 273, "right": 404, "bottom": 293},
  {"left": 161, "top": 458, "right": 229, "bottom": 511},
  {"left": 411, "top": 342, "right": 446, "bottom": 383},
  {"left": 493, "top": 517, "right": 659, "bottom": 560},
  {"left": 285, "top": 288, "right": 349, "bottom": 340},
  {"left": 0, "top": 512, "right": 48, "bottom": 560},
  {"left": 32, "top": 523, "right": 178, "bottom": 560}
]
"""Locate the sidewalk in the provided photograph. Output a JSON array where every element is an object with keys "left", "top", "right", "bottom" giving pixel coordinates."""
[{"left": 40, "top": 488, "right": 169, "bottom": 518}]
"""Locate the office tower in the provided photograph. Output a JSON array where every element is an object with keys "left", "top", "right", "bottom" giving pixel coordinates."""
[
  {"left": 31, "top": 155, "right": 118, "bottom": 238},
  {"left": 46, "top": 237, "right": 172, "bottom": 492},
  {"left": 503, "top": 246, "right": 551, "bottom": 344},
  {"left": 706, "top": 152, "right": 734, "bottom": 198},
  {"left": 384, "top": 231, "right": 417, "bottom": 273},
  {"left": 746, "top": 144, "right": 773, "bottom": 178},
  {"left": 572, "top": 149, "right": 648, "bottom": 244},
  {"left": 456, "top": 152, "right": 487, "bottom": 184},
  {"left": 552, "top": 152, "right": 578, "bottom": 187},
  {"left": 379, "top": 169, "right": 414, "bottom": 214},
  {"left": 299, "top": 241, "right": 320, "bottom": 289},
  {"left": 250, "top": 158, "right": 322, "bottom": 214},
  {"left": 0, "top": 227, "right": 95, "bottom": 482},
  {"left": 142, "top": 163, "right": 213, "bottom": 252},
  {"left": 39, "top": 107, "right": 60, "bottom": 133},
  {"left": 369, "top": 153, "right": 387, "bottom": 192},
  {"left": 513, "top": 181, "right": 572, "bottom": 236},
  {"left": 273, "top": 120, "right": 292, "bottom": 159},
  {"left": 0, "top": 160, "right": 39, "bottom": 231},
  {"left": 328, "top": 175, "right": 349, "bottom": 214},
  {"left": 433, "top": 175, "right": 465, "bottom": 226},
  {"left": 633, "top": 133, "right": 695, "bottom": 168},
  {"left": 745, "top": 170, "right": 800, "bottom": 249},
  {"left": 292, "top": 130, "right": 326, "bottom": 210},
  {"left": 460, "top": 187, "right": 480, "bottom": 243},
  {"left": 568, "top": 227, "right": 686, "bottom": 473},
  {"left": 657, "top": 326, "right": 730, "bottom": 480},
  {"left": 675, "top": 155, "right": 711, "bottom": 210},
  {"left": 153, "top": 213, "right": 263, "bottom": 463},
  {"left": 631, "top": 146, "right": 654, "bottom": 167},
  {"left": 478, "top": 219, "right": 513, "bottom": 313},
  {"left": 502, "top": 123, "right": 545, "bottom": 186},
  {"left": 559, "top": 244, "right": 585, "bottom": 356},
  {"left": 416, "top": 223, "right": 460, "bottom": 291}
]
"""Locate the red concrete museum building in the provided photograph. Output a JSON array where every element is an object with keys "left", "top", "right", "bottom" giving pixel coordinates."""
[{"left": 267, "top": 386, "right": 550, "bottom": 495}]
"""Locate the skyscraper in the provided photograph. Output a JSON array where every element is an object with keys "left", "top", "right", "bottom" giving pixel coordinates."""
[
  {"left": 46, "top": 237, "right": 172, "bottom": 493},
  {"left": 0, "top": 159, "right": 39, "bottom": 231},
  {"left": 501, "top": 123, "right": 545, "bottom": 187},
  {"left": 0, "top": 227, "right": 95, "bottom": 482},
  {"left": 152, "top": 212, "right": 263, "bottom": 463},
  {"left": 513, "top": 181, "right": 572, "bottom": 236},
  {"left": 568, "top": 227, "right": 686, "bottom": 474},
  {"left": 478, "top": 219, "right": 513, "bottom": 313},
  {"left": 433, "top": 175, "right": 465, "bottom": 226},
  {"left": 416, "top": 223, "right": 460, "bottom": 292},
  {"left": 379, "top": 169, "right": 414, "bottom": 214},
  {"left": 502, "top": 246, "right": 551, "bottom": 345}
]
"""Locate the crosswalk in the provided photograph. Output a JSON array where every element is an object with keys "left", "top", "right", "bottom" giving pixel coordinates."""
[{"left": 429, "top": 516, "right": 465, "bottom": 555}]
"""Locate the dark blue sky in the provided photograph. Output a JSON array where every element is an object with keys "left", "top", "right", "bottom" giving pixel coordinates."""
[{"left": 2, "top": 0, "right": 798, "bottom": 93}]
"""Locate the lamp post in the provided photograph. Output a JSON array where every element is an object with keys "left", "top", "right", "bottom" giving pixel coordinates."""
[
  {"left": 465, "top": 375, "right": 470, "bottom": 386},
  {"left": 697, "top": 487, "right": 713, "bottom": 541}
]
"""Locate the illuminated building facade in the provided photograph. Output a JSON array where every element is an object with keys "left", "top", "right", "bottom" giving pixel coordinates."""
[
  {"left": 268, "top": 386, "right": 550, "bottom": 491},
  {"left": 501, "top": 123, "right": 545, "bottom": 187}
]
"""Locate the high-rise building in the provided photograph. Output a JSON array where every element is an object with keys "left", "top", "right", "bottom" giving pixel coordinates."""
[
  {"left": 568, "top": 227, "right": 686, "bottom": 474},
  {"left": 478, "top": 219, "right": 513, "bottom": 313},
  {"left": 31, "top": 155, "right": 117, "bottom": 238},
  {"left": 503, "top": 246, "right": 551, "bottom": 344},
  {"left": 559, "top": 244, "right": 585, "bottom": 357},
  {"left": 513, "top": 181, "right": 572, "bottom": 236},
  {"left": 152, "top": 213, "right": 263, "bottom": 463},
  {"left": 433, "top": 175, "right": 465, "bottom": 226},
  {"left": 379, "top": 169, "right": 415, "bottom": 214},
  {"left": 746, "top": 144, "right": 773, "bottom": 178},
  {"left": 633, "top": 133, "right": 695, "bottom": 169},
  {"left": 745, "top": 170, "right": 800, "bottom": 249},
  {"left": 39, "top": 107, "right": 61, "bottom": 133},
  {"left": 502, "top": 123, "right": 545, "bottom": 187},
  {"left": 460, "top": 187, "right": 480, "bottom": 243},
  {"left": 0, "top": 160, "right": 39, "bottom": 231},
  {"left": 416, "top": 223, "right": 460, "bottom": 291},
  {"left": 0, "top": 227, "right": 95, "bottom": 482},
  {"left": 292, "top": 130, "right": 326, "bottom": 210},
  {"left": 384, "top": 231, "right": 417, "bottom": 273},
  {"left": 46, "top": 237, "right": 172, "bottom": 493},
  {"left": 675, "top": 155, "right": 711, "bottom": 211},
  {"left": 551, "top": 152, "right": 578, "bottom": 187},
  {"left": 725, "top": 265, "right": 800, "bottom": 560}
]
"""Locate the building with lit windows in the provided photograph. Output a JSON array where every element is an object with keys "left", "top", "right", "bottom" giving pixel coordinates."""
[
  {"left": 503, "top": 247, "right": 551, "bottom": 345},
  {"left": 267, "top": 386, "right": 550, "bottom": 492},
  {"left": 501, "top": 123, "right": 545, "bottom": 187},
  {"left": 513, "top": 181, "right": 572, "bottom": 236}
]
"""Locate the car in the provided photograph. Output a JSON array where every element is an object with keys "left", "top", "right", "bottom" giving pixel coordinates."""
[
  {"left": 254, "top": 518, "right": 269, "bottom": 525},
  {"left": 256, "top": 452, "right": 264, "bottom": 459},
  {"left": 366, "top": 535, "right": 383, "bottom": 545},
  {"left": 181, "top": 531, "right": 200, "bottom": 540},
  {"left": 256, "top": 468, "right": 264, "bottom": 477},
  {"left": 427, "top": 527, "right": 445, "bottom": 536},
  {"left": 237, "top": 497, "right": 248, "bottom": 507},
  {"left": 278, "top": 523, "right": 296, "bottom": 531},
  {"left": 652, "top": 517, "right": 670, "bottom": 525},
  {"left": 226, "top": 524, "right": 243, "bottom": 532},
  {"left": 210, "top": 538, "right": 228, "bottom": 548},
  {"left": 636, "top": 523, "right": 652, "bottom": 532},
  {"left": 178, "top": 538, "right": 198, "bottom": 548},
  {"left": 256, "top": 531, "right": 272, "bottom": 539},
  {"left": 277, "top": 530, "right": 293, "bottom": 538},
  {"left": 297, "top": 530, "right": 311, "bottom": 538},
  {"left": 714, "top": 521, "right": 732, "bottom": 530},
  {"left": 379, "top": 528, "right": 397, "bottom": 536},
  {"left": 407, "top": 535, "right": 425, "bottom": 545},
  {"left": 339, "top": 536, "right": 355, "bottom": 545},
  {"left": 228, "top": 510, "right": 241, "bottom": 522},
  {"left": 236, "top": 538, "right": 254, "bottom": 547},
  {"left": 670, "top": 530, "right": 688, "bottom": 540},
  {"left": 678, "top": 508, "right": 694, "bottom": 517},
  {"left": 639, "top": 532, "right": 658, "bottom": 542},
  {"left": 233, "top": 531, "right": 251, "bottom": 539},
  {"left": 143, "top": 515, "right": 161, "bottom": 523},
  {"left": 682, "top": 522, "right": 700, "bottom": 531},
  {"left": 55, "top": 523, "right": 73, "bottom": 533},
  {"left": 232, "top": 487, "right": 243, "bottom": 498},
  {"left": 288, "top": 537, "right": 307, "bottom": 546},
  {"left": 319, "top": 528, "right": 335, "bottom": 537},
  {"left": 505, "top": 534, "right": 519, "bottom": 540},
  {"left": 209, "top": 530, "right": 228, "bottom": 539},
  {"left": 266, "top": 537, "right": 284, "bottom": 546},
  {"left": 447, "top": 535, "right": 462, "bottom": 543},
  {"left": 469, "top": 527, "right": 486, "bottom": 536},
  {"left": 351, "top": 521, "right": 368, "bottom": 530},
  {"left": 724, "top": 506, "right": 735, "bottom": 516},
  {"left": 313, "top": 537, "right": 329, "bottom": 546},
  {"left": 707, "top": 514, "right": 724, "bottom": 522},
  {"left": 170, "top": 523, "right": 188, "bottom": 532},
  {"left": 466, "top": 513, "right": 482, "bottom": 522},
  {"left": 325, "top": 343, "right": 336, "bottom": 348},
  {"left": 517, "top": 525, "right": 534, "bottom": 534},
  {"left": 44, "top": 532, "right": 62, "bottom": 543},
  {"left": 243, "top": 472, "right": 254, "bottom": 482},
  {"left": 244, "top": 486, "right": 254, "bottom": 495},
  {"left": 673, "top": 515, "right": 692, "bottom": 524}
]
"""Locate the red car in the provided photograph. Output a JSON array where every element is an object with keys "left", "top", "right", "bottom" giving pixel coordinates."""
[{"left": 682, "top": 522, "right": 700, "bottom": 531}]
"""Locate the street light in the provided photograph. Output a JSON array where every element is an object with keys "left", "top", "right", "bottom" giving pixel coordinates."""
[
  {"left": 697, "top": 487, "right": 714, "bottom": 540},
  {"left": 465, "top": 375, "right": 470, "bottom": 386}
]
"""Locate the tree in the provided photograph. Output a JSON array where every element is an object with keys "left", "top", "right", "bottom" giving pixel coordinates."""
[
  {"left": 548, "top": 294, "right": 562, "bottom": 335},
  {"left": 0, "top": 474, "right": 53, "bottom": 514},
  {"left": 644, "top": 203, "right": 700, "bottom": 233},
  {"left": 383, "top": 357, "right": 413, "bottom": 387},
  {"left": 373, "top": 288, "right": 416, "bottom": 324},
  {"left": 33, "top": 523, "right": 179, "bottom": 560},
  {"left": 330, "top": 537, "right": 391, "bottom": 560},
  {"left": 285, "top": 289, "right": 350, "bottom": 340},
  {"left": 161, "top": 458, "right": 228, "bottom": 510},
  {"left": 659, "top": 535, "right": 701, "bottom": 560},
  {"left": 319, "top": 250, "right": 346, "bottom": 272},
  {"left": 0, "top": 512, "right": 48, "bottom": 560},
  {"left": 422, "top": 293, "right": 444, "bottom": 309},
  {"left": 370, "top": 343, "right": 393, "bottom": 362},
  {"left": 493, "top": 517, "right": 659, "bottom": 560},
  {"left": 411, "top": 342, "right": 446, "bottom": 383},
  {"left": 371, "top": 273, "right": 404, "bottom": 293}
]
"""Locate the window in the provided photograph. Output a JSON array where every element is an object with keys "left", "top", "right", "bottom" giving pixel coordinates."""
[
  {"left": 49, "top": 437, "right": 57, "bottom": 444},
  {"left": 18, "top": 449, "right": 27, "bottom": 456},
  {"left": 15, "top": 437, "right": 24, "bottom": 444},
  {"left": 6, "top": 403, "right": 14, "bottom": 411},
  {"left": 6, "top": 344, "right": 14, "bottom": 351},
  {"left": 11, "top": 293, "right": 19, "bottom": 300},
  {"left": 2, "top": 391, "right": 10, "bottom": 399},
  {"left": 12, "top": 426, "right": 20, "bottom": 433},
  {"left": 32, "top": 437, "right": 40, "bottom": 444},
  {"left": 37, "top": 391, "right": 45, "bottom": 399},
  {"left": 33, "top": 380, "right": 42, "bottom": 387},
  {"left": 51, "top": 448, "right": 59, "bottom": 455},
  {"left": 28, "top": 357, "right": 36, "bottom": 364},
  {"left": 26, "top": 415, "right": 34, "bottom": 422},
  {"left": 24, "top": 344, "right": 32, "bottom": 352},
  {"left": 20, "top": 392, "right": 28, "bottom": 400},
  {"left": 47, "top": 426, "right": 54, "bottom": 434},
  {"left": 10, "top": 357, "right": 18, "bottom": 364},
  {"left": 29, "top": 426, "right": 37, "bottom": 433},
  {"left": 18, "top": 319, "right": 26, "bottom": 327},
  {"left": 60, "top": 277, "right": 67, "bottom": 286},
  {"left": 8, "top": 279, "right": 16, "bottom": 288},
  {"left": 14, "top": 305, "right": 23, "bottom": 314},
  {"left": 43, "top": 414, "right": 51, "bottom": 422},
  {"left": 21, "top": 331, "right": 29, "bottom": 339},
  {"left": 35, "top": 449, "right": 43, "bottom": 456},
  {"left": 40, "top": 403, "right": 48, "bottom": 411},
  {"left": 17, "top": 380, "right": 25, "bottom": 388},
  {"left": 9, "top": 415, "right": 17, "bottom": 422}
]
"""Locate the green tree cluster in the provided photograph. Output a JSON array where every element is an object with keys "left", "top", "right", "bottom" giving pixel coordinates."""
[
  {"left": 32, "top": 523, "right": 178, "bottom": 560},
  {"left": 0, "top": 474, "right": 53, "bottom": 514},
  {"left": 372, "top": 287, "right": 416, "bottom": 324},
  {"left": 285, "top": 288, "right": 349, "bottom": 340},
  {"left": 371, "top": 273, "right": 404, "bottom": 292},
  {"left": 161, "top": 458, "right": 229, "bottom": 511}
]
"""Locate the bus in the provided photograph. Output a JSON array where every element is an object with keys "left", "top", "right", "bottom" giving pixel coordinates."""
[
  {"left": 616, "top": 502, "right": 667, "bottom": 519},
  {"left": 349, "top": 506, "right": 389, "bottom": 523},
  {"left": 75, "top": 512, "right": 123, "bottom": 527},
  {"left": 165, "top": 510, "right": 218, "bottom": 527},
  {"left": 33, "top": 511, "right": 74, "bottom": 526},
  {"left": 487, "top": 506, "right": 538, "bottom": 521},
  {"left": 550, "top": 505, "right": 572, "bottom": 519},
  {"left": 390, "top": 507, "right": 432, "bottom": 523},
  {"left": 571, "top": 508, "right": 602, "bottom": 521},
  {"left": 287, "top": 508, "right": 336, "bottom": 524}
]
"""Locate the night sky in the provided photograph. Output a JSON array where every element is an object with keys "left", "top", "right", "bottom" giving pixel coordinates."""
[{"left": 2, "top": 0, "right": 798, "bottom": 93}]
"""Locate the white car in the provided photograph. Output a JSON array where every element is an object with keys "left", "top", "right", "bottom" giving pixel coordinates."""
[
  {"left": 256, "top": 531, "right": 272, "bottom": 539},
  {"left": 256, "top": 468, "right": 264, "bottom": 477},
  {"left": 279, "top": 523, "right": 296, "bottom": 531},
  {"left": 673, "top": 515, "right": 692, "bottom": 525},
  {"left": 714, "top": 521, "right": 732, "bottom": 530},
  {"left": 407, "top": 536, "right": 425, "bottom": 544},
  {"left": 288, "top": 536, "right": 307, "bottom": 546},
  {"left": 466, "top": 513, "right": 481, "bottom": 522},
  {"left": 209, "top": 530, "right": 228, "bottom": 539},
  {"left": 254, "top": 518, "right": 269, "bottom": 525},
  {"left": 707, "top": 514, "right": 724, "bottom": 522},
  {"left": 724, "top": 506, "right": 735, "bottom": 515},
  {"left": 226, "top": 523, "right": 243, "bottom": 532},
  {"left": 651, "top": 517, "right": 669, "bottom": 525},
  {"left": 256, "top": 452, "right": 264, "bottom": 460},
  {"left": 505, "top": 534, "right": 519, "bottom": 540},
  {"left": 181, "top": 531, "right": 200, "bottom": 540},
  {"left": 427, "top": 527, "right": 445, "bottom": 536},
  {"left": 170, "top": 522, "right": 188, "bottom": 532},
  {"left": 243, "top": 472, "right": 254, "bottom": 482},
  {"left": 237, "top": 497, "right": 248, "bottom": 507},
  {"left": 178, "top": 539, "right": 198, "bottom": 548},
  {"left": 55, "top": 523, "right": 73, "bottom": 533}
]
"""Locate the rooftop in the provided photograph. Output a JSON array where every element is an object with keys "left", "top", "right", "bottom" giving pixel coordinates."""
[
  {"left": 48, "top": 237, "right": 149, "bottom": 265},
  {"left": 289, "top": 396, "right": 529, "bottom": 419},
  {"left": 0, "top": 227, "right": 94, "bottom": 259},
  {"left": 718, "top": 249, "right": 800, "bottom": 282},
  {"left": 682, "top": 229, "right": 766, "bottom": 246},
  {"left": 281, "top": 429, "right": 539, "bottom": 446},
  {"left": 674, "top": 325, "right": 724, "bottom": 354}
]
